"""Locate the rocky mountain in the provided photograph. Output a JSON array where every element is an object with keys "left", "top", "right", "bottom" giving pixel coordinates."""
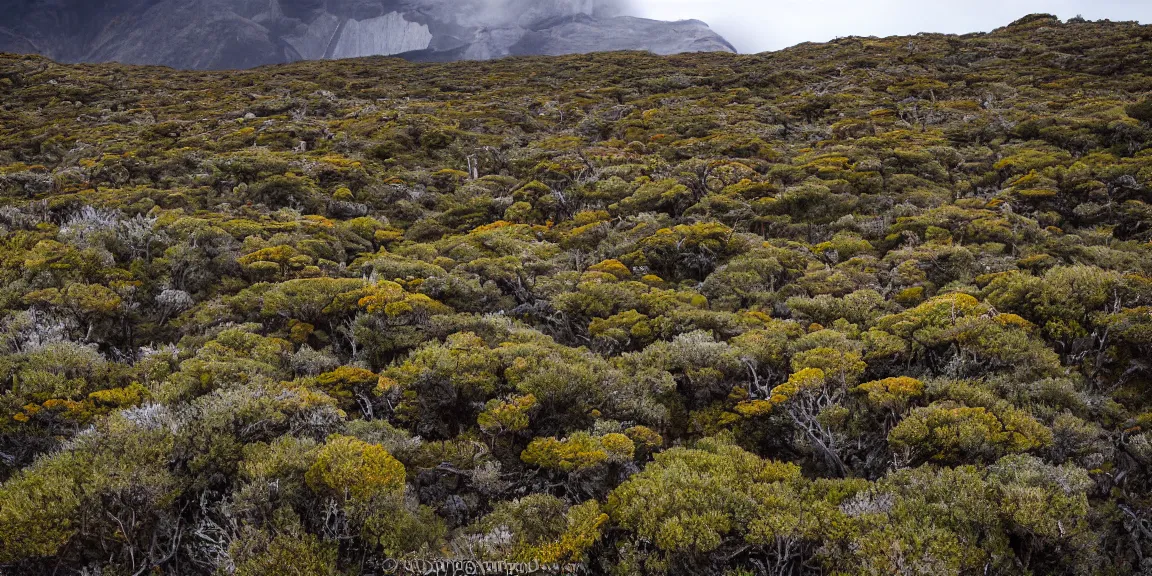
[{"left": 0, "top": 0, "right": 737, "bottom": 69}]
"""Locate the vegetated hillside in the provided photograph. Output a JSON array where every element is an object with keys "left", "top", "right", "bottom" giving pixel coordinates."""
[{"left": 0, "top": 12, "right": 1151, "bottom": 576}]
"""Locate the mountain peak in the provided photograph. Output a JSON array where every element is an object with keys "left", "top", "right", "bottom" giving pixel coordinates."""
[{"left": 0, "top": 0, "right": 736, "bottom": 69}]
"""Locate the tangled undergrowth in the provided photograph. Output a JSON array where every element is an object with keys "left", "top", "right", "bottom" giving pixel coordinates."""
[{"left": 1, "top": 13, "right": 1152, "bottom": 576}]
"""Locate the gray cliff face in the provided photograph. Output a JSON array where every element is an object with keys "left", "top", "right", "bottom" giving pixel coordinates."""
[
  {"left": 510, "top": 15, "right": 736, "bottom": 57},
  {"left": 0, "top": 0, "right": 736, "bottom": 69}
]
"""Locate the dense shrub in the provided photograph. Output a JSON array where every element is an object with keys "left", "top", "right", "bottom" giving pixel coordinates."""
[{"left": 1, "top": 15, "right": 1152, "bottom": 575}]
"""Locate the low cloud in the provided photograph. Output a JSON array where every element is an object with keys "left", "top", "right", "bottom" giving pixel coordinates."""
[
  {"left": 465, "top": 0, "right": 635, "bottom": 27},
  {"left": 625, "top": 0, "right": 1152, "bottom": 53}
]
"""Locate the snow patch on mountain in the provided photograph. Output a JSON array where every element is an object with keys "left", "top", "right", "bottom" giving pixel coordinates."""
[
  {"left": 0, "top": 0, "right": 736, "bottom": 69},
  {"left": 329, "top": 12, "right": 433, "bottom": 59}
]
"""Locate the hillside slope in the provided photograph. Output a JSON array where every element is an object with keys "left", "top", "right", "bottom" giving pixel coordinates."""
[
  {"left": 0, "top": 0, "right": 736, "bottom": 69},
  {"left": 1, "top": 13, "right": 1152, "bottom": 576}
]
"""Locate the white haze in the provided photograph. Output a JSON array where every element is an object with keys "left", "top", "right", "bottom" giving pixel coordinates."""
[
  {"left": 465, "top": 0, "right": 635, "bottom": 27},
  {"left": 626, "top": 0, "right": 1152, "bottom": 54}
]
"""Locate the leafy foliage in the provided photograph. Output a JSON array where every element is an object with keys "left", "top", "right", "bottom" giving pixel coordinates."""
[{"left": 1, "top": 14, "right": 1152, "bottom": 575}]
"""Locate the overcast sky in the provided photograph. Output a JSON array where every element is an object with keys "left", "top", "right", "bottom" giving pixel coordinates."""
[{"left": 628, "top": 0, "right": 1152, "bottom": 54}]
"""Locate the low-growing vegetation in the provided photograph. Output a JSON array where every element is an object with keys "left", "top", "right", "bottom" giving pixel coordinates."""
[{"left": 1, "top": 13, "right": 1152, "bottom": 575}]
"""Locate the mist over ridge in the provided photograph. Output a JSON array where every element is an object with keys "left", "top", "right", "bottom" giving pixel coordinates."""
[{"left": 0, "top": 0, "right": 732, "bottom": 69}]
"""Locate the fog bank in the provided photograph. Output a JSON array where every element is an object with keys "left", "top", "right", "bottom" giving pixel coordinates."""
[{"left": 626, "top": 0, "right": 1152, "bottom": 53}]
